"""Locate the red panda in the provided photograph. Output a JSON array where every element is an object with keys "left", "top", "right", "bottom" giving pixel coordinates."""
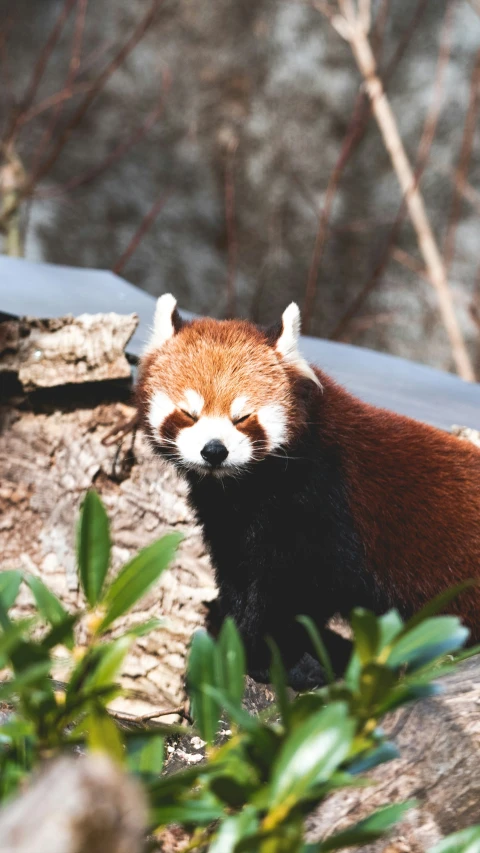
[{"left": 137, "top": 294, "right": 480, "bottom": 688}]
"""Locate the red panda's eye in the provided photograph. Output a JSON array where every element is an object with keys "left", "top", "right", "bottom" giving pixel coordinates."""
[
  {"left": 233, "top": 413, "right": 252, "bottom": 425},
  {"left": 180, "top": 409, "right": 197, "bottom": 422}
]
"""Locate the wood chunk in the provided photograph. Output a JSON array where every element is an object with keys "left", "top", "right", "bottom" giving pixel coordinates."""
[{"left": 0, "top": 313, "right": 138, "bottom": 391}]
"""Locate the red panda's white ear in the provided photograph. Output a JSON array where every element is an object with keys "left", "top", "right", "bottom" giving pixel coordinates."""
[
  {"left": 275, "top": 303, "right": 321, "bottom": 388},
  {"left": 145, "top": 293, "right": 182, "bottom": 352}
]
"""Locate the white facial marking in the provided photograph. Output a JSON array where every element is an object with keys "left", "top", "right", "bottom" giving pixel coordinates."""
[
  {"left": 276, "top": 302, "right": 322, "bottom": 388},
  {"left": 176, "top": 416, "right": 253, "bottom": 469},
  {"left": 145, "top": 293, "right": 177, "bottom": 352},
  {"left": 183, "top": 389, "right": 204, "bottom": 417},
  {"left": 149, "top": 391, "right": 175, "bottom": 431},
  {"left": 230, "top": 395, "right": 250, "bottom": 421},
  {"left": 257, "top": 404, "right": 288, "bottom": 450}
]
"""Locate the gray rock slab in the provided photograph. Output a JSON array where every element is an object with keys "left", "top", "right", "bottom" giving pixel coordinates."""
[{"left": 1, "top": 256, "right": 479, "bottom": 432}]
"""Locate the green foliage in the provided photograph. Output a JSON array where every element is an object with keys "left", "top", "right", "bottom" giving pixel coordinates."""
[
  {"left": 0, "top": 492, "right": 477, "bottom": 851},
  {"left": 0, "top": 489, "right": 182, "bottom": 800},
  {"left": 429, "top": 826, "right": 480, "bottom": 853},
  {"left": 178, "top": 605, "right": 471, "bottom": 852}
]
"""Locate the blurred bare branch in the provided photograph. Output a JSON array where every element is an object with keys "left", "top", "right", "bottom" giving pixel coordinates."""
[
  {"left": 303, "top": 0, "right": 429, "bottom": 333},
  {"left": 0, "top": 0, "right": 167, "bottom": 256},
  {"left": 224, "top": 143, "right": 238, "bottom": 319},
  {"left": 468, "top": 0, "right": 480, "bottom": 15},
  {"left": 113, "top": 192, "right": 170, "bottom": 276},
  {"left": 321, "top": 1, "right": 474, "bottom": 380},
  {"left": 443, "top": 48, "right": 480, "bottom": 272},
  {"left": 3, "top": 0, "right": 78, "bottom": 146},
  {"left": 331, "top": 0, "right": 456, "bottom": 341},
  {"left": 22, "top": 0, "right": 164, "bottom": 199},
  {"left": 37, "top": 68, "right": 171, "bottom": 198}
]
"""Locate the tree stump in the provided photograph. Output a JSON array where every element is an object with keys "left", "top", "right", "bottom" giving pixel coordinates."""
[{"left": 0, "top": 313, "right": 216, "bottom": 717}]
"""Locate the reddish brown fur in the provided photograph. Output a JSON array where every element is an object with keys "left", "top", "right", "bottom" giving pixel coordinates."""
[
  {"left": 137, "top": 318, "right": 300, "bottom": 443},
  {"left": 314, "top": 372, "right": 480, "bottom": 639},
  {"left": 137, "top": 313, "right": 480, "bottom": 642}
]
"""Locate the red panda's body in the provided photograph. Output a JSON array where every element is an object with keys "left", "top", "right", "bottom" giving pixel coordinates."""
[
  {"left": 305, "top": 375, "right": 480, "bottom": 633},
  {"left": 137, "top": 295, "right": 480, "bottom": 687}
]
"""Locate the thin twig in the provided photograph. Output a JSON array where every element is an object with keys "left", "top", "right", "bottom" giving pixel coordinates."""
[
  {"left": 29, "top": 0, "right": 88, "bottom": 178},
  {"left": 328, "top": 2, "right": 474, "bottom": 380},
  {"left": 303, "top": 92, "right": 367, "bottom": 330},
  {"left": 37, "top": 68, "right": 171, "bottom": 199},
  {"left": 21, "top": 0, "right": 163, "bottom": 199},
  {"left": 331, "top": 0, "right": 456, "bottom": 341},
  {"left": 17, "top": 83, "right": 91, "bottom": 127},
  {"left": 303, "top": 0, "right": 429, "bottom": 332},
  {"left": 468, "top": 0, "right": 480, "bottom": 16},
  {"left": 3, "top": 0, "right": 77, "bottom": 146},
  {"left": 443, "top": 48, "right": 480, "bottom": 272},
  {"left": 224, "top": 144, "right": 238, "bottom": 319},
  {"left": 113, "top": 191, "right": 170, "bottom": 275},
  {"left": 109, "top": 705, "right": 189, "bottom": 724}
]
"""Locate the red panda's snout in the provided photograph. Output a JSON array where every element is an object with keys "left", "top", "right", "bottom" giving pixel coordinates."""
[
  {"left": 137, "top": 294, "right": 322, "bottom": 477},
  {"left": 147, "top": 388, "right": 289, "bottom": 475}
]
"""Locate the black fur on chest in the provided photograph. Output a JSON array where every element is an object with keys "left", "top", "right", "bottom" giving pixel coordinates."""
[{"left": 185, "top": 428, "right": 386, "bottom": 684}]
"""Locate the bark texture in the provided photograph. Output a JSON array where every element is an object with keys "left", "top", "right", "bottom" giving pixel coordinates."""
[
  {"left": 308, "top": 655, "right": 480, "bottom": 851},
  {"left": 0, "top": 313, "right": 138, "bottom": 390}
]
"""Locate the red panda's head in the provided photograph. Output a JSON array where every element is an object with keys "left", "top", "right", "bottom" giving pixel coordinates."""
[{"left": 137, "top": 294, "right": 321, "bottom": 477}]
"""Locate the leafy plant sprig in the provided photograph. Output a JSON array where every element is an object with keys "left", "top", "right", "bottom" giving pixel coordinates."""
[{"left": 0, "top": 492, "right": 478, "bottom": 853}]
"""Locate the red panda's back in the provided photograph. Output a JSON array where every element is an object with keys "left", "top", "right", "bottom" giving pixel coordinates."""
[{"left": 318, "top": 375, "right": 480, "bottom": 637}]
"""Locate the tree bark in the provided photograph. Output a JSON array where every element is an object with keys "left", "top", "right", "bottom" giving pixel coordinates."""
[{"left": 0, "top": 313, "right": 216, "bottom": 718}]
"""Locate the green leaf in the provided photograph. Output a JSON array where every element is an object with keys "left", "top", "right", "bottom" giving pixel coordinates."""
[
  {"left": 209, "top": 806, "right": 259, "bottom": 853},
  {"left": 148, "top": 762, "right": 222, "bottom": 803},
  {"left": 358, "top": 662, "right": 397, "bottom": 711},
  {"left": 84, "top": 710, "right": 124, "bottom": 764},
  {"left": 151, "top": 799, "right": 224, "bottom": 828},
  {"left": 40, "top": 615, "right": 78, "bottom": 651},
  {"left": 268, "top": 702, "right": 354, "bottom": 813},
  {"left": 387, "top": 617, "right": 469, "bottom": 671},
  {"left": 25, "top": 576, "right": 73, "bottom": 648},
  {"left": 85, "top": 635, "right": 133, "bottom": 689},
  {"left": 347, "top": 742, "right": 399, "bottom": 775},
  {"left": 0, "top": 571, "right": 23, "bottom": 610},
  {"left": 400, "top": 581, "right": 476, "bottom": 636},
  {"left": 127, "top": 735, "right": 164, "bottom": 779},
  {"left": 216, "top": 618, "right": 246, "bottom": 713},
  {"left": 268, "top": 637, "right": 291, "bottom": 728},
  {"left": 99, "top": 532, "right": 182, "bottom": 632},
  {"left": 126, "top": 618, "right": 164, "bottom": 637},
  {"left": 77, "top": 490, "right": 111, "bottom": 608},
  {"left": 351, "top": 609, "right": 380, "bottom": 664},
  {"left": 317, "top": 801, "right": 416, "bottom": 851},
  {"left": 204, "top": 685, "right": 259, "bottom": 733},
  {"left": 297, "top": 616, "right": 335, "bottom": 684},
  {"left": 0, "top": 661, "right": 53, "bottom": 700},
  {"left": 0, "top": 618, "right": 34, "bottom": 667},
  {"left": 187, "top": 630, "right": 221, "bottom": 744},
  {"left": 377, "top": 609, "right": 404, "bottom": 649},
  {"left": 429, "top": 826, "right": 480, "bottom": 853}
]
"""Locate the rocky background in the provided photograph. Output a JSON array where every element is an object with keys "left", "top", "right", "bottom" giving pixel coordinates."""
[{"left": 2, "top": 0, "right": 480, "bottom": 373}]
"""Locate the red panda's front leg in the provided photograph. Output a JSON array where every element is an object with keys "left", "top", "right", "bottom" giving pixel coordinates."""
[{"left": 215, "top": 572, "right": 352, "bottom": 689}]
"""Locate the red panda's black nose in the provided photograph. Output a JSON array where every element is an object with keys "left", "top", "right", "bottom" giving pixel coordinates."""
[{"left": 201, "top": 439, "right": 229, "bottom": 466}]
